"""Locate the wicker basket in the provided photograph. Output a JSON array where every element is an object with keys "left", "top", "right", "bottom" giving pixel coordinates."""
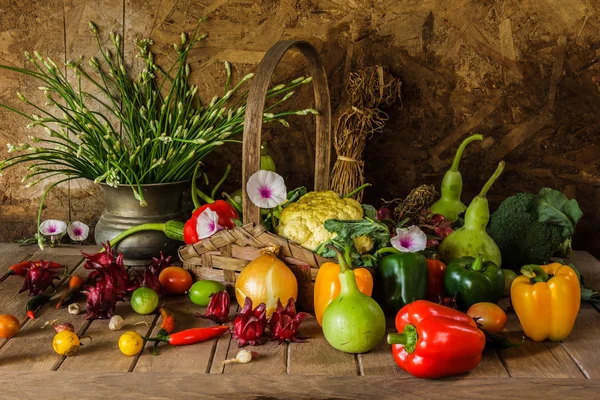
[{"left": 178, "top": 40, "right": 332, "bottom": 312}]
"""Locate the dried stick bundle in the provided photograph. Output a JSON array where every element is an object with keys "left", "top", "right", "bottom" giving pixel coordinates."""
[{"left": 330, "top": 66, "right": 401, "bottom": 201}]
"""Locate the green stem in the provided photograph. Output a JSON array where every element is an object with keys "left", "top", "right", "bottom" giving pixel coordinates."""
[
  {"left": 376, "top": 247, "right": 402, "bottom": 256},
  {"left": 191, "top": 163, "right": 202, "bottom": 209},
  {"left": 343, "top": 183, "right": 371, "bottom": 199},
  {"left": 471, "top": 255, "right": 483, "bottom": 271},
  {"left": 520, "top": 265, "right": 550, "bottom": 283},
  {"left": 195, "top": 188, "right": 214, "bottom": 205},
  {"left": 450, "top": 134, "right": 483, "bottom": 171},
  {"left": 108, "top": 223, "right": 167, "bottom": 248},
  {"left": 479, "top": 161, "right": 505, "bottom": 197},
  {"left": 387, "top": 324, "right": 418, "bottom": 353},
  {"left": 222, "top": 191, "right": 242, "bottom": 214},
  {"left": 327, "top": 245, "right": 350, "bottom": 273},
  {"left": 210, "top": 164, "right": 231, "bottom": 200}
]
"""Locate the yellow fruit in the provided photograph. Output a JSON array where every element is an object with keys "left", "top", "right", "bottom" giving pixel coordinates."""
[
  {"left": 52, "top": 330, "right": 80, "bottom": 356},
  {"left": 235, "top": 251, "right": 298, "bottom": 317},
  {"left": 119, "top": 331, "right": 144, "bottom": 356}
]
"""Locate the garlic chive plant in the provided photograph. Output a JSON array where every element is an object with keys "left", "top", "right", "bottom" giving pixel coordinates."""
[{"left": 0, "top": 18, "right": 315, "bottom": 249}]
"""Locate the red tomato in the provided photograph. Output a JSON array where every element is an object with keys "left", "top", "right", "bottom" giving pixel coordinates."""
[
  {"left": 158, "top": 267, "right": 193, "bottom": 295},
  {"left": 0, "top": 314, "right": 20, "bottom": 338},
  {"left": 467, "top": 302, "right": 507, "bottom": 334}
]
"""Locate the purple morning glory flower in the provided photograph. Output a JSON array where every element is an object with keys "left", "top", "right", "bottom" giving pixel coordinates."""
[{"left": 390, "top": 226, "right": 427, "bottom": 253}]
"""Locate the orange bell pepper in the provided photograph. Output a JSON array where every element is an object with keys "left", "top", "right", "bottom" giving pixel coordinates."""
[
  {"left": 314, "top": 261, "right": 373, "bottom": 326},
  {"left": 511, "top": 263, "right": 580, "bottom": 342}
]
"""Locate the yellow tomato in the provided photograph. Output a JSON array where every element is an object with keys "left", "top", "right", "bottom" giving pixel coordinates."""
[
  {"left": 119, "top": 331, "right": 144, "bottom": 356},
  {"left": 52, "top": 331, "right": 80, "bottom": 356},
  {"left": 235, "top": 252, "right": 298, "bottom": 317}
]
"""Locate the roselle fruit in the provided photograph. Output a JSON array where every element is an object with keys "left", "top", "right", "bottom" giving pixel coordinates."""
[
  {"left": 231, "top": 297, "right": 267, "bottom": 346},
  {"left": 19, "top": 260, "right": 61, "bottom": 296},
  {"left": 202, "top": 291, "right": 230, "bottom": 324},
  {"left": 134, "top": 252, "right": 172, "bottom": 295},
  {"left": 268, "top": 298, "right": 310, "bottom": 344}
]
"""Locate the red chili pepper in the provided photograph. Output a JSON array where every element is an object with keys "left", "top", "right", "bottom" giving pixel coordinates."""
[
  {"left": 387, "top": 300, "right": 486, "bottom": 379},
  {"left": 152, "top": 307, "right": 176, "bottom": 355},
  {"left": 426, "top": 259, "right": 446, "bottom": 302},
  {"left": 144, "top": 325, "right": 229, "bottom": 347},
  {"left": 26, "top": 293, "right": 52, "bottom": 319},
  {"left": 1, "top": 260, "right": 62, "bottom": 281},
  {"left": 56, "top": 275, "right": 85, "bottom": 309},
  {"left": 183, "top": 201, "right": 239, "bottom": 244}
]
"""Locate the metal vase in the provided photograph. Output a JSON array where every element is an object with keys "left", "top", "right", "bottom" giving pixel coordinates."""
[{"left": 94, "top": 181, "right": 188, "bottom": 265}]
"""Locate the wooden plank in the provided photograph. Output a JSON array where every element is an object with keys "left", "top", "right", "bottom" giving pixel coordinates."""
[
  {"left": 58, "top": 301, "right": 157, "bottom": 372},
  {"left": 569, "top": 251, "right": 600, "bottom": 287},
  {"left": 1, "top": 373, "right": 600, "bottom": 399},
  {"left": 288, "top": 317, "right": 357, "bottom": 376},
  {"left": 0, "top": 259, "right": 92, "bottom": 372},
  {"left": 497, "top": 312, "right": 584, "bottom": 378},
  {"left": 0, "top": 244, "right": 35, "bottom": 278},
  {"left": 134, "top": 295, "right": 218, "bottom": 373},
  {"left": 560, "top": 304, "right": 600, "bottom": 378},
  {"left": 358, "top": 326, "right": 405, "bottom": 376},
  {"left": 0, "top": 246, "right": 87, "bottom": 334},
  {"left": 209, "top": 304, "right": 238, "bottom": 374},
  {"left": 222, "top": 337, "right": 286, "bottom": 375},
  {"left": 547, "top": 36, "right": 568, "bottom": 111}
]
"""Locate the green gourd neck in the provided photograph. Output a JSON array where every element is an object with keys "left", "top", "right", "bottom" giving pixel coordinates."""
[
  {"left": 333, "top": 246, "right": 360, "bottom": 296},
  {"left": 450, "top": 134, "right": 483, "bottom": 172},
  {"left": 464, "top": 161, "right": 504, "bottom": 230}
]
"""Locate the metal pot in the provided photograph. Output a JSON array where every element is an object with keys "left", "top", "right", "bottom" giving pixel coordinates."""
[{"left": 94, "top": 181, "right": 188, "bottom": 265}]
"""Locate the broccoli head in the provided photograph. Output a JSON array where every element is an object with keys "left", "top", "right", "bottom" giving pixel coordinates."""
[{"left": 488, "top": 192, "right": 572, "bottom": 269}]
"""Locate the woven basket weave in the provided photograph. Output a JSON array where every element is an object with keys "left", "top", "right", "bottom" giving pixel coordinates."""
[{"left": 178, "top": 40, "right": 332, "bottom": 312}]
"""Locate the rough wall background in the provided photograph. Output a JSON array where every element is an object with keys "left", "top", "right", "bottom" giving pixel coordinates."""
[{"left": 0, "top": 0, "right": 598, "bottom": 258}]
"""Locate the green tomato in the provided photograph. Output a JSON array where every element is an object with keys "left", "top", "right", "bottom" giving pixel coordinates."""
[
  {"left": 189, "top": 280, "right": 226, "bottom": 306},
  {"left": 130, "top": 287, "right": 159, "bottom": 315}
]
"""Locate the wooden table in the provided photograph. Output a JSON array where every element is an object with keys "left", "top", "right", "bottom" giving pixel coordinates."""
[{"left": 0, "top": 244, "right": 599, "bottom": 399}]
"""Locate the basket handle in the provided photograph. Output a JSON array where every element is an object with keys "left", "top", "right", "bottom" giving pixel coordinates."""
[{"left": 241, "top": 40, "right": 331, "bottom": 224}]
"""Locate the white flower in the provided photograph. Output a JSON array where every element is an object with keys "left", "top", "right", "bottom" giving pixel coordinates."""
[
  {"left": 246, "top": 170, "right": 287, "bottom": 209},
  {"left": 67, "top": 221, "right": 89, "bottom": 242},
  {"left": 195, "top": 208, "right": 223, "bottom": 240},
  {"left": 390, "top": 226, "right": 427, "bottom": 253},
  {"left": 40, "top": 219, "right": 67, "bottom": 236}
]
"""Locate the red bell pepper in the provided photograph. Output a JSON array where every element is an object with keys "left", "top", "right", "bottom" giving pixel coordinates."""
[
  {"left": 387, "top": 300, "right": 485, "bottom": 379},
  {"left": 183, "top": 200, "right": 238, "bottom": 244},
  {"left": 426, "top": 259, "right": 446, "bottom": 301}
]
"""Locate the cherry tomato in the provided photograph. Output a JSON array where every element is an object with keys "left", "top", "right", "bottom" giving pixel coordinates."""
[
  {"left": 118, "top": 331, "right": 143, "bottom": 356},
  {"left": 0, "top": 314, "right": 20, "bottom": 338},
  {"left": 467, "top": 302, "right": 507, "bottom": 334},
  {"left": 158, "top": 266, "right": 193, "bottom": 295},
  {"left": 130, "top": 287, "right": 159, "bottom": 315},
  {"left": 52, "top": 331, "right": 80, "bottom": 356}
]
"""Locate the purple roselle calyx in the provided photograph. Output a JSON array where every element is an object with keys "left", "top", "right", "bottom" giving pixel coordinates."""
[
  {"left": 231, "top": 297, "right": 267, "bottom": 346},
  {"left": 268, "top": 297, "right": 310, "bottom": 344},
  {"left": 202, "top": 291, "right": 231, "bottom": 323},
  {"left": 376, "top": 207, "right": 393, "bottom": 221}
]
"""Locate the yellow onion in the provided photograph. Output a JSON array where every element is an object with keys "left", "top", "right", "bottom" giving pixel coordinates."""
[{"left": 235, "top": 250, "right": 298, "bottom": 317}]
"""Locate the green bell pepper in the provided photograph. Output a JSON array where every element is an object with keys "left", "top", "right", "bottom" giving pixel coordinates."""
[
  {"left": 377, "top": 249, "right": 428, "bottom": 313},
  {"left": 444, "top": 255, "right": 504, "bottom": 310}
]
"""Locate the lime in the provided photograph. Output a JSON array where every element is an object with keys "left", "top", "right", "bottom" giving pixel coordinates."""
[
  {"left": 130, "top": 287, "right": 159, "bottom": 315},
  {"left": 189, "top": 280, "right": 226, "bottom": 306}
]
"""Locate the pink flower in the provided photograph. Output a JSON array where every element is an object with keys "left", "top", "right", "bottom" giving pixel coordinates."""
[
  {"left": 67, "top": 221, "right": 89, "bottom": 242},
  {"left": 195, "top": 208, "right": 223, "bottom": 239},
  {"left": 246, "top": 170, "right": 286, "bottom": 209},
  {"left": 390, "top": 225, "right": 427, "bottom": 253}
]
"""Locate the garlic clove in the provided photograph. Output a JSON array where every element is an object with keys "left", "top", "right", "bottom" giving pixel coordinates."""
[
  {"left": 68, "top": 303, "right": 81, "bottom": 315},
  {"left": 108, "top": 315, "right": 124, "bottom": 331}
]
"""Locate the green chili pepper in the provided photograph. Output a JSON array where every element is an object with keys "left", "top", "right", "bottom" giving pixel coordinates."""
[
  {"left": 376, "top": 249, "right": 428, "bottom": 313},
  {"left": 444, "top": 255, "right": 504, "bottom": 310}
]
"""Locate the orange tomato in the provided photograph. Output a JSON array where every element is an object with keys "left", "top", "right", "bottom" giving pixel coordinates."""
[
  {"left": 158, "top": 266, "right": 193, "bottom": 294},
  {"left": 0, "top": 314, "right": 20, "bottom": 338},
  {"left": 235, "top": 252, "right": 297, "bottom": 317},
  {"left": 467, "top": 302, "right": 507, "bottom": 334}
]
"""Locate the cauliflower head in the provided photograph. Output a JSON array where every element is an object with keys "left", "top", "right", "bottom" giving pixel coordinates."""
[{"left": 276, "top": 190, "right": 365, "bottom": 251}]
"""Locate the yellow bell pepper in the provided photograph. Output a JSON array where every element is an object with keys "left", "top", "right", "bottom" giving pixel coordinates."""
[{"left": 511, "top": 263, "right": 580, "bottom": 342}]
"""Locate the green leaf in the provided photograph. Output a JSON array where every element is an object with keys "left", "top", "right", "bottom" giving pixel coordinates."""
[
  {"left": 362, "top": 204, "right": 377, "bottom": 220},
  {"left": 282, "top": 186, "right": 306, "bottom": 209},
  {"left": 527, "top": 188, "right": 583, "bottom": 236}
]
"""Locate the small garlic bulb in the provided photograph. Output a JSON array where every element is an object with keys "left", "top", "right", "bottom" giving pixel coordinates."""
[
  {"left": 222, "top": 349, "right": 259, "bottom": 365},
  {"left": 109, "top": 315, "right": 124, "bottom": 331},
  {"left": 68, "top": 303, "right": 81, "bottom": 315}
]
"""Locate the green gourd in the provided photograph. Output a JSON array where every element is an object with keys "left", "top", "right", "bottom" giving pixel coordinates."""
[
  {"left": 438, "top": 161, "right": 504, "bottom": 267},
  {"left": 322, "top": 247, "right": 386, "bottom": 354},
  {"left": 431, "top": 134, "right": 484, "bottom": 222}
]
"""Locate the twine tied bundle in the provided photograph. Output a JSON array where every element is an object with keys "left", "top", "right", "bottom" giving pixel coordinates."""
[{"left": 330, "top": 66, "right": 401, "bottom": 202}]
